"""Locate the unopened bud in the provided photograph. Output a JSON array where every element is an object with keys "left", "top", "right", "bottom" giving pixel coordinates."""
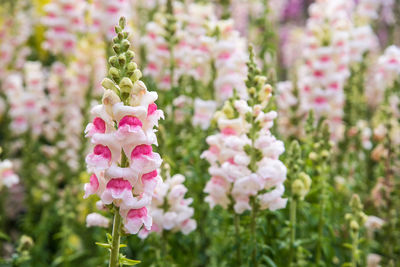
[
  {"left": 118, "top": 54, "right": 126, "bottom": 66},
  {"left": 309, "top": 152, "right": 318, "bottom": 161},
  {"left": 132, "top": 80, "right": 147, "bottom": 95},
  {"left": 109, "top": 67, "right": 120, "bottom": 81},
  {"left": 119, "top": 77, "right": 134, "bottom": 93},
  {"left": 113, "top": 44, "right": 120, "bottom": 54},
  {"left": 132, "top": 69, "right": 142, "bottom": 81},
  {"left": 121, "top": 40, "right": 130, "bottom": 52},
  {"left": 101, "top": 78, "right": 118, "bottom": 91}
]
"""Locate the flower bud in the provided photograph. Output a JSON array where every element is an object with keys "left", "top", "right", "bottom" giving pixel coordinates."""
[
  {"left": 17, "top": 235, "right": 34, "bottom": 252},
  {"left": 292, "top": 179, "right": 305, "bottom": 198},
  {"left": 101, "top": 78, "right": 119, "bottom": 92},
  {"left": 309, "top": 152, "right": 318, "bottom": 161},
  {"left": 132, "top": 80, "right": 147, "bottom": 95},
  {"left": 109, "top": 56, "right": 119, "bottom": 67},
  {"left": 102, "top": 89, "right": 121, "bottom": 116},
  {"left": 132, "top": 69, "right": 142, "bottom": 81},
  {"left": 299, "top": 172, "right": 311, "bottom": 190},
  {"left": 222, "top": 102, "right": 234, "bottom": 119},
  {"left": 321, "top": 150, "right": 330, "bottom": 159},
  {"left": 109, "top": 67, "right": 120, "bottom": 82},
  {"left": 121, "top": 40, "right": 130, "bottom": 52},
  {"left": 350, "top": 220, "right": 359, "bottom": 231},
  {"left": 119, "top": 77, "right": 134, "bottom": 93},
  {"left": 113, "top": 44, "right": 121, "bottom": 54},
  {"left": 118, "top": 54, "right": 126, "bottom": 66},
  {"left": 126, "top": 50, "right": 135, "bottom": 61}
]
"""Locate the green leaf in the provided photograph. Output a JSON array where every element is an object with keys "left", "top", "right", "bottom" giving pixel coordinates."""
[
  {"left": 342, "top": 243, "right": 353, "bottom": 249},
  {"left": 119, "top": 244, "right": 127, "bottom": 248},
  {"left": 95, "top": 242, "right": 111, "bottom": 249},
  {"left": 120, "top": 257, "right": 141, "bottom": 266},
  {"left": 0, "top": 231, "right": 10, "bottom": 241},
  {"left": 106, "top": 233, "right": 113, "bottom": 243},
  {"left": 262, "top": 255, "right": 277, "bottom": 267}
]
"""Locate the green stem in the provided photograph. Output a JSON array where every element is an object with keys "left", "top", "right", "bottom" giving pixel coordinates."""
[
  {"left": 234, "top": 213, "right": 242, "bottom": 265},
  {"left": 109, "top": 207, "right": 122, "bottom": 267},
  {"left": 316, "top": 167, "right": 326, "bottom": 265},
  {"left": 351, "top": 231, "right": 358, "bottom": 267},
  {"left": 251, "top": 200, "right": 258, "bottom": 267},
  {"left": 289, "top": 198, "right": 297, "bottom": 266}
]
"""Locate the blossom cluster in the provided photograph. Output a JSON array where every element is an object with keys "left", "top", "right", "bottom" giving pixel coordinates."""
[
  {"left": 202, "top": 55, "right": 287, "bottom": 214},
  {"left": 3, "top": 62, "right": 46, "bottom": 138},
  {"left": 0, "top": 3, "right": 32, "bottom": 81},
  {"left": 139, "top": 172, "right": 196, "bottom": 238},
  {"left": 366, "top": 45, "right": 400, "bottom": 108},
  {"left": 84, "top": 21, "right": 164, "bottom": 235},
  {"left": 41, "top": 0, "right": 86, "bottom": 55},
  {"left": 142, "top": 2, "right": 247, "bottom": 102},
  {"left": 0, "top": 159, "right": 19, "bottom": 190}
]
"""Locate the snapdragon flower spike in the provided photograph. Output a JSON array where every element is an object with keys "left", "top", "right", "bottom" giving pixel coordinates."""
[
  {"left": 0, "top": 159, "right": 19, "bottom": 190},
  {"left": 296, "top": 0, "right": 354, "bottom": 141},
  {"left": 3, "top": 62, "right": 47, "bottom": 138},
  {"left": 83, "top": 18, "right": 163, "bottom": 235},
  {"left": 202, "top": 49, "right": 287, "bottom": 214},
  {"left": 138, "top": 173, "right": 196, "bottom": 239}
]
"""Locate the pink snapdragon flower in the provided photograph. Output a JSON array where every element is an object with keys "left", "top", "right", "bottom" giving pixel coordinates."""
[
  {"left": 365, "top": 45, "right": 400, "bottom": 108},
  {"left": 83, "top": 23, "right": 164, "bottom": 234},
  {"left": 296, "top": 0, "right": 354, "bottom": 141},
  {"left": 3, "top": 62, "right": 46, "bottom": 138},
  {"left": 89, "top": 0, "right": 131, "bottom": 40},
  {"left": 86, "top": 212, "right": 110, "bottom": 228},
  {"left": 0, "top": 159, "right": 19, "bottom": 190},
  {"left": 138, "top": 173, "right": 196, "bottom": 238},
  {"left": 192, "top": 98, "right": 217, "bottom": 130},
  {"left": 203, "top": 93, "right": 287, "bottom": 214},
  {"left": 41, "top": 0, "right": 86, "bottom": 55}
]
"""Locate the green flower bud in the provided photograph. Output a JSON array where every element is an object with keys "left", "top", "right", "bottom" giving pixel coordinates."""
[
  {"left": 125, "top": 50, "right": 135, "bottom": 61},
  {"left": 17, "top": 235, "right": 34, "bottom": 252},
  {"left": 350, "top": 220, "right": 359, "bottom": 231},
  {"left": 321, "top": 150, "right": 330, "bottom": 159},
  {"left": 109, "top": 56, "right": 119, "bottom": 67},
  {"left": 118, "top": 54, "right": 126, "bottom": 66},
  {"left": 115, "top": 26, "right": 122, "bottom": 34},
  {"left": 132, "top": 69, "right": 142, "bottom": 81},
  {"left": 101, "top": 78, "right": 119, "bottom": 92},
  {"left": 248, "top": 87, "right": 256, "bottom": 96},
  {"left": 222, "top": 101, "right": 235, "bottom": 119},
  {"left": 117, "top": 32, "right": 124, "bottom": 41},
  {"left": 113, "top": 44, "right": 120, "bottom": 54},
  {"left": 119, "top": 77, "right": 134, "bottom": 93},
  {"left": 126, "top": 62, "right": 137, "bottom": 76},
  {"left": 119, "top": 16, "right": 126, "bottom": 29},
  {"left": 299, "top": 172, "right": 311, "bottom": 190},
  {"left": 121, "top": 39, "right": 130, "bottom": 52},
  {"left": 109, "top": 67, "right": 120, "bottom": 82},
  {"left": 309, "top": 152, "right": 318, "bottom": 161},
  {"left": 255, "top": 75, "right": 267, "bottom": 86},
  {"left": 292, "top": 179, "right": 305, "bottom": 198}
]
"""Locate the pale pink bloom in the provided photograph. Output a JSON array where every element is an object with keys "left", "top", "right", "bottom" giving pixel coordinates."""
[
  {"left": 0, "top": 160, "right": 19, "bottom": 189},
  {"left": 192, "top": 98, "right": 217, "bottom": 130},
  {"left": 257, "top": 184, "right": 287, "bottom": 211},
  {"left": 365, "top": 216, "right": 385, "bottom": 231},
  {"left": 86, "top": 213, "right": 110, "bottom": 228},
  {"left": 123, "top": 207, "right": 152, "bottom": 234},
  {"left": 367, "top": 253, "right": 382, "bottom": 267}
]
